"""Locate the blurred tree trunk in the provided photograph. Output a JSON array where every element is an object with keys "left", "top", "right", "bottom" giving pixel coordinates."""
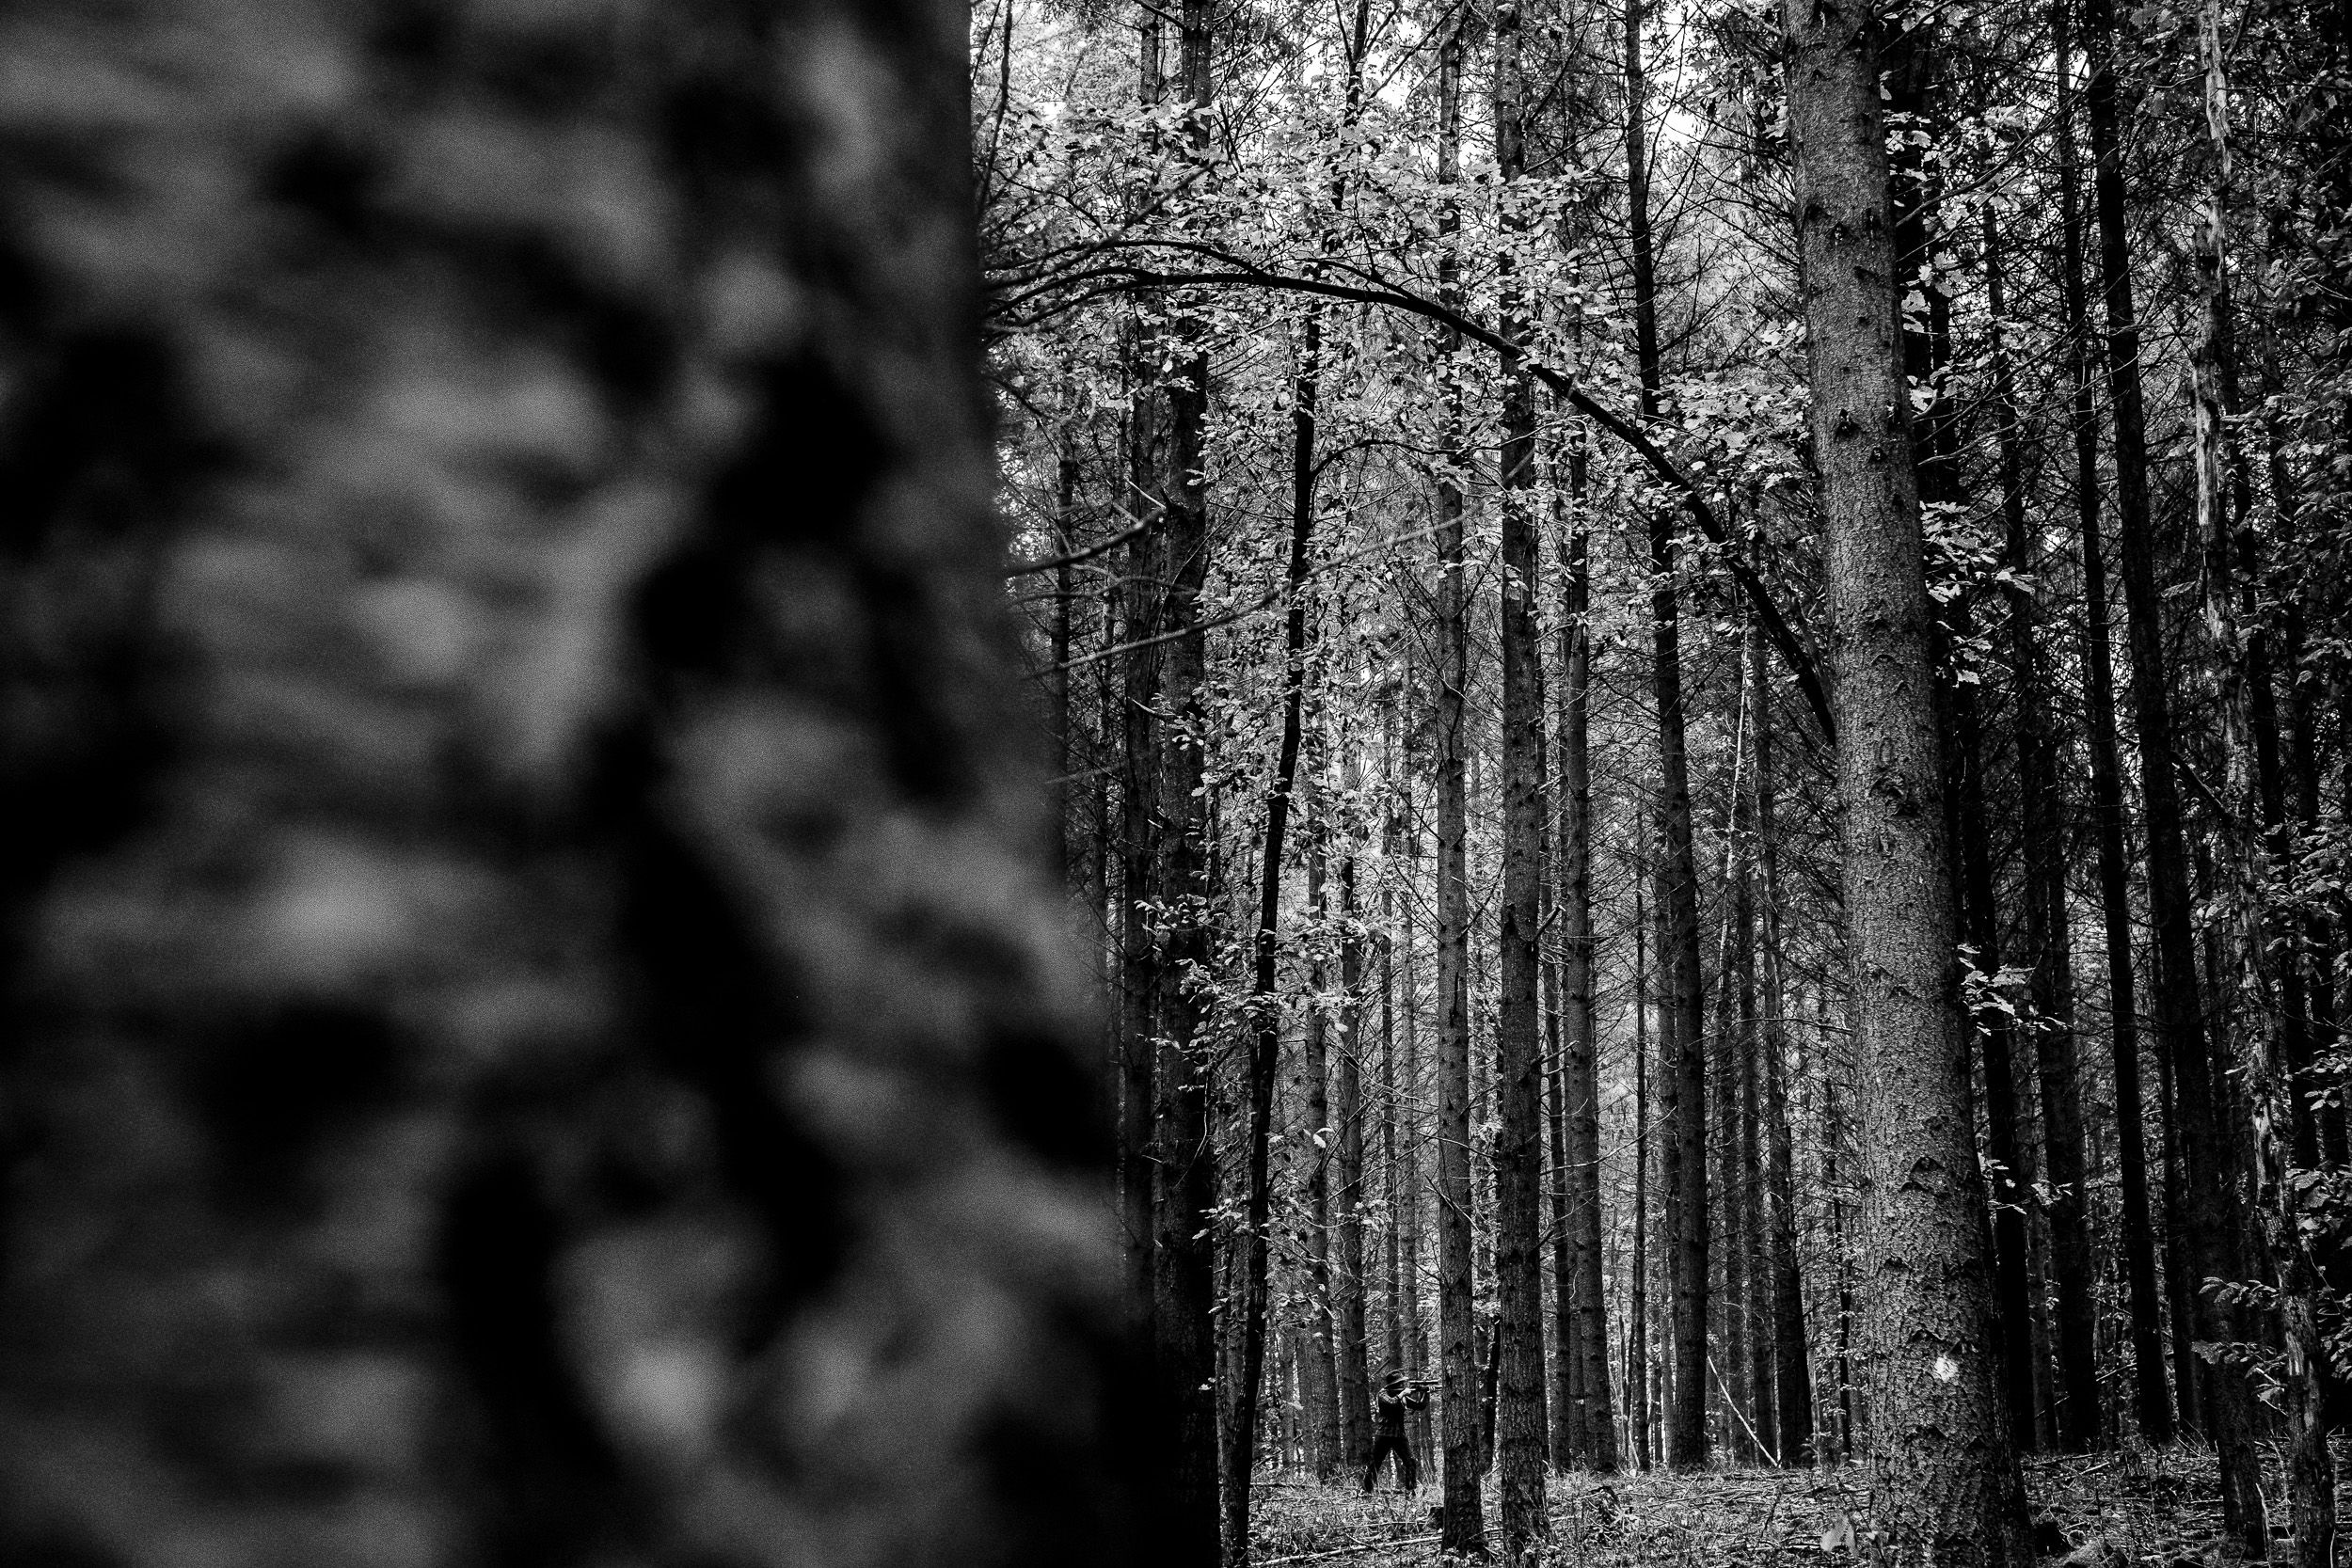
[
  {"left": 1783, "top": 0, "right": 2027, "bottom": 1551},
  {"left": 0, "top": 5, "right": 1174, "bottom": 1568}
]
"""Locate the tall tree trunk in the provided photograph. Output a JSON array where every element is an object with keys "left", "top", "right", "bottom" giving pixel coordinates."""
[
  {"left": 1985, "top": 204, "right": 2100, "bottom": 1453},
  {"left": 1623, "top": 0, "right": 1709, "bottom": 1467},
  {"left": 1385, "top": 861, "right": 1406, "bottom": 1379},
  {"left": 2156, "top": 997, "right": 2201, "bottom": 1433},
  {"left": 1304, "top": 827, "right": 1343, "bottom": 1479},
  {"left": 1118, "top": 1, "right": 1167, "bottom": 1358},
  {"left": 0, "top": 6, "right": 1181, "bottom": 1567},
  {"left": 1224, "top": 304, "right": 1327, "bottom": 1565},
  {"left": 1339, "top": 847, "right": 1374, "bottom": 1468},
  {"left": 1783, "top": 0, "right": 2027, "bottom": 1552},
  {"left": 2083, "top": 0, "right": 2265, "bottom": 1531},
  {"left": 1953, "top": 618, "right": 2040, "bottom": 1456},
  {"left": 1542, "top": 654, "right": 1571, "bottom": 1474},
  {"left": 1559, "top": 458, "right": 1618, "bottom": 1474},
  {"left": 2270, "top": 333, "right": 2350, "bottom": 1172},
  {"left": 1149, "top": 0, "right": 1222, "bottom": 1539},
  {"left": 1716, "top": 698, "right": 1754, "bottom": 1464},
  {"left": 1549, "top": 921, "right": 1578, "bottom": 1467},
  {"left": 1631, "top": 880, "right": 1654, "bottom": 1471},
  {"left": 1432, "top": 16, "right": 1486, "bottom": 1550},
  {"left": 1827, "top": 1064, "right": 1859, "bottom": 1465},
  {"left": 1095, "top": 582, "right": 1120, "bottom": 1107},
  {"left": 2052, "top": 0, "right": 2169, "bottom": 1438},
  {"left": 1277, "top": 1335, "right": 1298, "bottom": 1471},
  {"left": 1492, "top": 0, "right": 1552, "bottom": 1544},
  {"left": 1546, "top": 866, "right": 1579, "bottom": 1468},
  {"left": 2268, "top": 317, "right": 2347, "bottom": 1563},
  {"left": 2190, "top": 11, "right": 2328, "bottom": 1554},
  {"left": 1403, "top": 817, "right": 1434, "bottom": 1467},
  {"left": 1735, "top": 660, "right": 1773, "bottom": 1462},
  {"left": 1890, "top": 21, "right": 2039, "bottom": 1462},
  {"left": 1479, "top": 1323, "right": 1505, "bottom": 1474},
  {"left": 1051, "top": 446, "right": 1079, "bottom": 884},
  {"left": 1754, "top": 627, "right": 1814, "bottom": 1465}
]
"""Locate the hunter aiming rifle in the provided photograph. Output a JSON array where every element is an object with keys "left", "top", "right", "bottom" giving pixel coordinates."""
[{"left": 1362, "top": 1370, "right": 1430, "bottom": 1492}]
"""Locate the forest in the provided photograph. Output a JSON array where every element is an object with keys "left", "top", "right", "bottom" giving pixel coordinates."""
[
  {"left": 0, "top": 1, "right": 2341, "bottom": 1566},
  {"left": 980, "top": 0, "right": 2352, "bottom": 1556}
]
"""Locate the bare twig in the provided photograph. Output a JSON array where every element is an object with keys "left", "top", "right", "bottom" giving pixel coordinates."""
[{"left": 1004, "top": 519, "right": 1151, "bottom": 578}]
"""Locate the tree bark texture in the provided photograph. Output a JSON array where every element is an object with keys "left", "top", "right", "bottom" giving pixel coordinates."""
[
  {"left": 0, "top": 5, "right": 1182, "bottom": 1567},
  {"left": 1631, "top": 882, "right": 1653, "bottom": 1471},
  {"left": 1783, "top": 0, "right": 2027, "bottom": 1554},
  {"left": 1147, "top": 0, "right": 1223, "bottom": 1546},
  {"left": 1431, "top": 19, "right": 1485, "bottom": 1550},
  {"left": 1560, "top": 498, "right": 1617, "bottom": 1474},
  {"left": 1490, "top": 1, "right": 1550, "bottom": 1544},
  {"left": 1400, "top": 823, "right": 1432, "bottom": 1465},
  {"left": 1050, "top": 447, "right": 1078, "bottom": 885},
  {"left": 1735, "top": 689, "right": 1772, "bottom": 1463},
  {"left": 1338, "top": 851, "right": 1373, "bottom": 1469},
  {"left": 1549, "top": 932, "right": 1578, "bottom": 1466},
  {"left": 1382, "top": 875, "right": 1406, "bottom": 1380}
]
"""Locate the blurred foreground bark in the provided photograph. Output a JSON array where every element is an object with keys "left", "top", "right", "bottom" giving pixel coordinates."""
[{"left": 0, "top": 4, "right": 1166, "bottom": 1565}]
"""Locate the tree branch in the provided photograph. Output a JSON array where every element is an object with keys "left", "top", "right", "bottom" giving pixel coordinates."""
[
  {"left": 1005, "top": 518, "right": 1152, "bottom": 578},
  {"left": 987, "top": 239, "right": 1837, "bottom": 745}
]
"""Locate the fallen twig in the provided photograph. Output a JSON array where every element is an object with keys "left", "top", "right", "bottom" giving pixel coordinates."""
[{"left": 1258, "top": 1530, "right": 1452, "bottom": 1565}]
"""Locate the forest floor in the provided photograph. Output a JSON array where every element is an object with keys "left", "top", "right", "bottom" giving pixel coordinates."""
[{"left": 1252, "top": 1443, "right": 2257, "bottom": 1566}]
